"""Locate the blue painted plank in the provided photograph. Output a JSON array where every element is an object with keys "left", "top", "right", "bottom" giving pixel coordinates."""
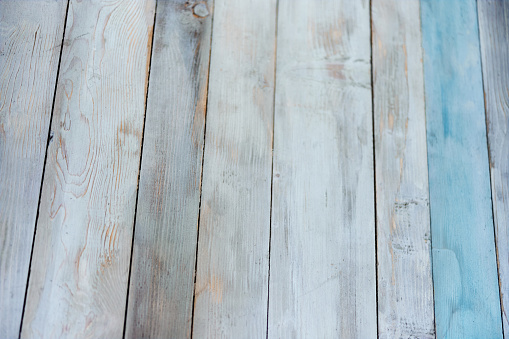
[{"left": 420, "top": 0, "right": 503, "bottom": 338}]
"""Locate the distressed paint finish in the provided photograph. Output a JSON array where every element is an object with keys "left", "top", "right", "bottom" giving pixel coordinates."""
[
  {"left": 421, "top": 0, "right": 503, "bottom": 337},
  {"left": 21, "top": 0, "right": 155, "bottom": 337},
  {"left": 372, "top": 0, "right": 435, "bottom": 337},
  {"left": 0, "top": 1, "right": 67, "bottom": 337},
  {"left": 268, "top": 0, "right": 376, "bottom": 337},
  {"left": 191, "top": 0, "right": 276, "bottom": 337},
  {"left": 478, "top": 0, "right": 509, "bottom": 336},
  {"left": 125, "top": 1, "right": 213, "bottom": 338}
]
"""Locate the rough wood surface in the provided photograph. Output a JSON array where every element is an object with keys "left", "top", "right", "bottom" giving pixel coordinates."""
[
  {"left": 267, "top": 0, "right": 376, "bottom": 337},
  {"left": 421, "top": 0, "right": 503, "bottom": 337},
  {"left": 21, "top": 0, "right": 155, "bottom": 337},
  {"left": 371, "top": 0, "right": 435, "bottom": 337},
  {"left": 191, "top": 0, "right": 276, "bottom": 336},
  {"left": 0, "top": 1, "right": 67, "bottom": 337},
  {"left": 478, "top": 0, "right": 509, "bottom": 336},
  {"left": 125, "top": 1, "right": 213, "bottom": 338}
]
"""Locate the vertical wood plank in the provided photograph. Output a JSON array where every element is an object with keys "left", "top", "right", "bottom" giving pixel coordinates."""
[
  {"left": 478, "top": 0, "right": 509, "bottom": 336},
  {"left": 421, "top": 0, "right": 503, "bottom": 337},
  {"left": 125, "top": 0, "right": 213, "bottom": 338},
  {"left": 267, "top": 0, "right": 376, "bottom": 337},
  {"left": 0, "top": 1, "right": 67, "bottom": 337},
  {"left": 371, "top": 1, "right": 435, "bottom": 337},
  {"left": 21, "top": 0, "right": 155, "bottom": 337},
  {"left": 192, "top": 0, "right": 276, "bottom": 336}
]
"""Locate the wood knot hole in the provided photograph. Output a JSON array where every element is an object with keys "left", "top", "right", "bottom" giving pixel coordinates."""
[{"left": 193, "top": 3, "right": 209, "bottom": 18}]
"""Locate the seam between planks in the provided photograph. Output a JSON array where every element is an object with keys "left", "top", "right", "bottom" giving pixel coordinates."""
[
  {"left": 121, "top": 1, "right": 158, "bottom": 338},
  {"left": 475, "top": 0, "right": 505, "bottom": 335},
  {"left": 190, "top": 1, "right": 216, "bottom": 337},
  {"left": 265, "top": 1, "right": 279, "bottom": 338},
  {"left": 368, "top": 2, "right": 380, "bottom": 337},
  {"left": 417, "top": 2, "right": 437, "bottom": 337},
  {"left": 18, "top": 2, "right": 71, "bottom": 336}
]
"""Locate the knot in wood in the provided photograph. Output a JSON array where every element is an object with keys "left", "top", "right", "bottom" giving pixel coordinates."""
[{"left": 193, "top": 3, "right": 209, "bottom": 18}]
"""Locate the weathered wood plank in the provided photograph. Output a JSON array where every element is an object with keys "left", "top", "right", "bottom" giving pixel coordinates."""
[
  {"left": 21, "top": 0, "right": 155, "bottom": 337},
  {"left": 267, "top": 0, "right": 376, "bottom": 337},
  {"left": 0, "top": 1, "right": 67, "bottom": 337},
  {"left": 420, "top": 0, "right": 503, "bottom": 337},
  {"left": 371, "top": 0, "right": 435, "bottom": 337},
  {"left": 478, "top": 0, "right": 509, "bottom": 336},
  {"left": 191, "top": 0, "right": 276, "bottom": 336},
  {"left": 125, "top": 1, "right": 213, "bottom": 338}
]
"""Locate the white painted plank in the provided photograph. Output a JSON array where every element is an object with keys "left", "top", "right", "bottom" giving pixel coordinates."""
[
  {"left": 0, "top": 1, "right": 67, "bottom": 337},
  {"left": 21, "top": 0, "right": 155, "bottom": 337},
  {"left": 192, "top": 0, "right": 277, "bottom": 336},
  {"left": 478, "top": 0, "right": 509, "bottom": 336},
  {"left": 125, "top": 1, "right": 213, "bottom": 338},
  {"left": 371, "top": 0, "right": 435, "bottom": 337},
  {"left": 267, "top": 0, "right": 376, "bottom": 337}
]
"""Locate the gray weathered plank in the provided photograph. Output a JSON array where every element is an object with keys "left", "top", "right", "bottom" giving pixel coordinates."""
[
  {"left": 267, "top": 0, "right": 376, "bottom": 337},
  {"left": 478, "top": 0, "right": 509, "bottom": 336},
  {"left": 0, "top": 1, "right": 67, "bottom": 337},
  {"left": 371, "top": 0, "right": 435, "bottom": 337},
  {"left": 125, "top": 1, "right": 213, "bottom": 338},
  {"left": 21, "top": 0, "right": 155, "bottom": 337},
  {"left": 191, "top": 0, "right": 277, "bottom": 336}
]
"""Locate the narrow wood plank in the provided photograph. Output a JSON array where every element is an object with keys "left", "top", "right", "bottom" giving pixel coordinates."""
[
  {"left": 267, "top": 0, "right": 376, "bottom": 337},
  {"left": 21, "top": 0, "right": 155, "bottom": 337},
  {"left": 371, "top": 1, "right": 435, "bottom": 337},
  {"left": 478, "top": 0, "right": 509, "bottom": 336},
  {"left": 420, "top": 0, "right": 503, "bottom": 337},
  {"left": 192, "top": 0, "right": 276, "bottom": 336},
  {"left": 0, "top": 1, "right": 67, "bottom": 337},
  {"left": 125, "top": 1, "right": 213, "bottom": 338}
]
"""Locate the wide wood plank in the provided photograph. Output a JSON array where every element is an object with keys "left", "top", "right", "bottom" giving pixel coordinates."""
[
  {"left": 478, "top": 0, "right": 509, "bottom": 336},
  {"left": 125, "top": 1, "right": 213, "bottom": 338},
  {"left": 267, "top": 0, "right": 376, "bottom": 337},
  {"left": 371, "top": 0, "right": 435, "bottom": 337},
  {"left": 21, "top": 0, "right": 155, "bottom": 337},
  {"left": 0, "top": 1, "right": 67, "bottom": 337},
  {"left": 420, "top": 0, "right": 503, "bottom": 337},
  {"left": 192, "top": 0, "right": 276, "bottom": 336}
]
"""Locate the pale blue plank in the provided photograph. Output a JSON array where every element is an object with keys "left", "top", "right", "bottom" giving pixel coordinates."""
[{"left": 420, "top": 0, "right": 503, "bottom": 338}]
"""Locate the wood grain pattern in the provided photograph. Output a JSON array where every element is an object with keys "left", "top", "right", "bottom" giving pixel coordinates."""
[
  {"left": 192, "top": 0, "right": 276, "bottom": 336},
  {"left": 371, "top": 0, "right": 435, "bottom": 337},
  {"left": 478, "top": 0, "right": 509, "bottom": 336},
  {"left": 21, "top": 0, "right": 155, "bottom": 337},
  {"left": 125, "top": 1, "right": 213, "bottom": 338},
  {"left": 0, "top": 1, "right": 67, "bottom": 337},
  {"left": 267, "top": 0, "right": 376, "bottom": 337},
  {"left": 421, "top": 0, "right": 503, "bottom": 337}
]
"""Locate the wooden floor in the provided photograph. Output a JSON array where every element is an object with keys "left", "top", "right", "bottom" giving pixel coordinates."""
[{"left": 0, "top": 0, "right": 507, "bottom": 338}]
